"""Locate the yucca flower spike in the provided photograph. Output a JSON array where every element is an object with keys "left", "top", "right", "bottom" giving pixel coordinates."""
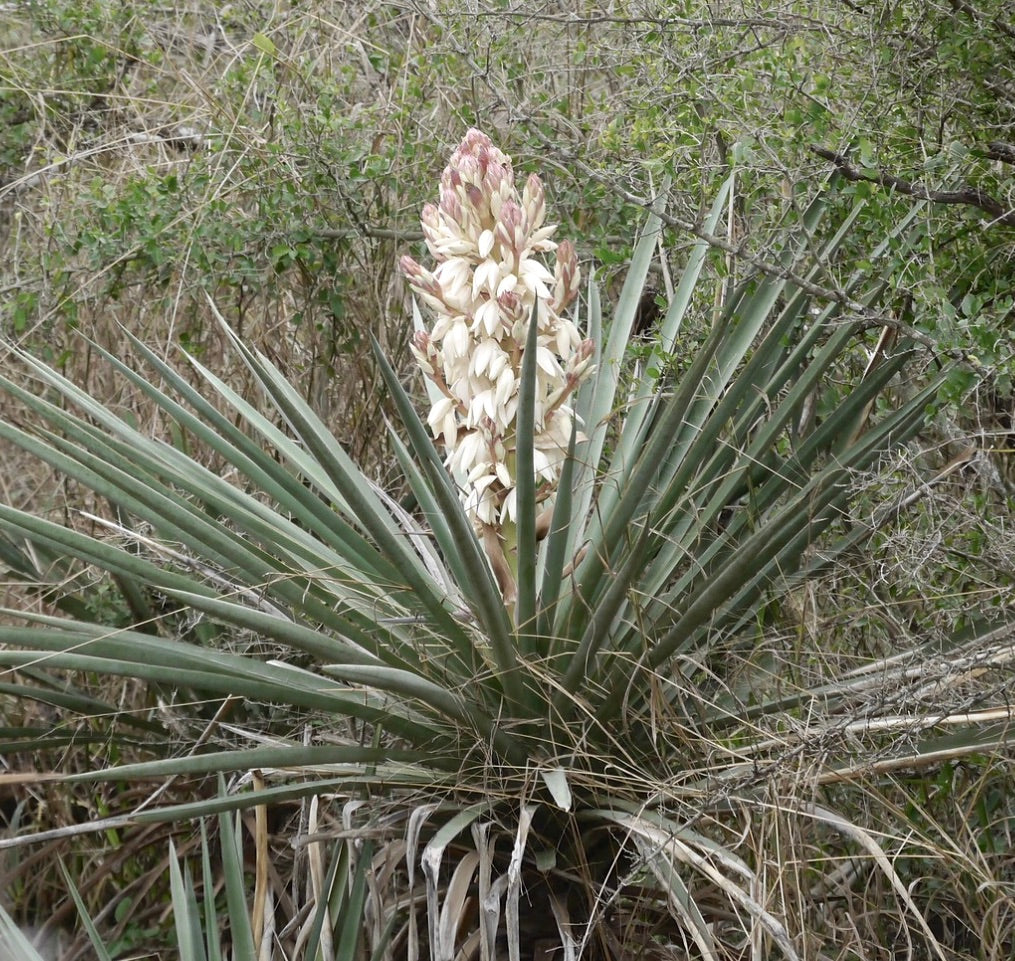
[{"left": 401, "top": 129, "right": 593, "bottom": 607}]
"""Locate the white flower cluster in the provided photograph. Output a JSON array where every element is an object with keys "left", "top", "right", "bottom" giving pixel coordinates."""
[{"left": 401, "top": 129, "right": 593, "bottom": 531}]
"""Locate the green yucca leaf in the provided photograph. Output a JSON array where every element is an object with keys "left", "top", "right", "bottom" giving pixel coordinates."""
[
  {"left": 710, "top": 398, "right": 937, "bottom": 643},
  {"left": 304, "top": 842, "right": 344, "bottom": 959},
  {"left": 559, "top": 276, "right": 603, "bottom": 579},
  {"left": 336, "top": 839, "right": 375, "bottom": 961},
  {"left": 606, "top": 180, "right": 828, "bottom": 517},
  {"left": 320, "top": 663, "right": 501, "bottom": 746},
  {"left": 535, "top": 418, "right": 577, "bottom": 642},
  {"left": 553, "top": 198, "right": 667, "bottom": 608},
  {"left": 114, "top": 346, "right": 409, "bottom": 591},
  {"left": 153, "top": 589, "right": 390, "bottom": 670},
  {"left": 222, "top": 331, "right": 474, "bottom": 653},
  {"left": 199, "top": 822, "right": 224, "bottom": 961},
  {"left": 568, "top": 197, "right": 667, "bottom": 540},
  {"left": 386, "top": 427, "right": 471, "bottom": 599},
  {"left": 555, "top": 315, "right": 728, "bottom": 642},
  {"left": 168, "top": 841, "right": 205, "bottom": 961},
  {"left": 0, "top": 675, "right": 160, "bottom": 731},
  {"left": 58, "top": 862, "right": 115, "bottom": 961},
  {"left": 61, "top": 744, "right": 443, "bottom": 782},
  {"left": 514, "top": 300, "right": 542, "bottom": 639},
  {"left": 7, "top": 339, "right": 486, "bottom": 670},
  {"left": 130, "top": 774, "right": 450, "bottom": 828},
  {"left": 219, "top": 806, "right": 257, "bottom": 961},
  {"left": 627, "top": 176, "right": 733, "bottom": 422},
  {"left": 556, "top": 520, "right": 652, "bottom": 703},
  {"left": 0, "top": 909, "right": 43, "bottom": 961},
  {"left": 0, "top": 614, "right": 437, "bottom": 738},
  {"left": 0, "top": 406, "right": 417, "bottom": 668},
  {"left": 370, "top": 335, "right": 524, "bottom": 709},
  {"left": 122, "top": 337, "right": 406, "bottom": 585},
  {"left": 646, "top": 347, "right": 921, "bottom": 617},
  {"left": 641, "top": 389, "right": 931, "bottom": 676},
  {"left": 0, "top": 732, "right": 151, "bottom": 752}
]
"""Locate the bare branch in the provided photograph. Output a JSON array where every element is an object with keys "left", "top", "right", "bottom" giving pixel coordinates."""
[
  {"left": 811, "top": 146, "right": 1015, "bottom": 229},
  {"left": 985, "top": 141, "right": 1015, "bottom": 166}
]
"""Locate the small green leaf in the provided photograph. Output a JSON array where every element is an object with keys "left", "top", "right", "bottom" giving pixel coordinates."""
[
  {"left": 251, "top": 32, "right": 276, "bottom": 56},
  {"left": 857, "top": 137, "right": 874, "bottom": 168}
]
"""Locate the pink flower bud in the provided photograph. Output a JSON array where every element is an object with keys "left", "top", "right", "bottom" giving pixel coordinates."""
[
  {"left": 552, "top": 239, "right": 580, "bottom": 311},
  {"left": 459, "top": 154, "right": 480, "bottom": 183},
  {"left": 495, "top": 200, "right": 524, "bottom": 264},
  {"left": 400, "top": 255, "right": 447, "bottom": 313},
  {"left": 484, "top": 155, "right": 512, "bottom": 197},
  {"left": 399, "top": 253, "right": 424, "bottom": 281},
  {"left": 440, "top": 192, "right": 462, "bottom": 222},
  {"left": 522, "top": 173, "right": 546, "bottom": 232},
  {"left": 421, "top": 203, "right": 440, "bottom": 232},
  {"left": 497, "top": 289, "right": 524, "bottom": 326},
  {"left": 461, "top": 128, "right": 492, "bottom": 155},
  {"left": 569, "top": 338, "right": 596, "bottom": 380},
  {"left": 420, "top": 203, "right": 446, "bottom": 259},
  {"left": 410, "top": 330, "right": 437, "bottom": 376},
  {"left": 400, "top": 255, "right": 440, "bottom": 294},
  {"left": 464, "top": 182, "right": 484, "bottom": 210}
]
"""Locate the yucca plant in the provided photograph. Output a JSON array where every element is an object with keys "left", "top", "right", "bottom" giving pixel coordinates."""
[{"left": 0, "top": 131, "right": 1008, "bottom": 960}]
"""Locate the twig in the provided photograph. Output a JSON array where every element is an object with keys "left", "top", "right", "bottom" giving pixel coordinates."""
[
  {"left": 811, "top": 145, "right": 1015, "bottom": 229},
  {"left": 985, "top": 141, "right": 1015, "bottom": 165}
]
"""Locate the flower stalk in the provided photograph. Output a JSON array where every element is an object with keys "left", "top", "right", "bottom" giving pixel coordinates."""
[{"left": 401, "top": 129, "right": 593, "bottom": 612}]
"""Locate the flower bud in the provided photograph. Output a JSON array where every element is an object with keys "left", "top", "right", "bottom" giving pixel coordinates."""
[
  {"left": 569, "top": 338, "right": 596, "bottom": 380},
  {"left": 464, "top": 182, "right": 484, "bottom": 212},
  {"left": 440, "top": 191, "right": 462, "bottom": 222},
  {"left": 552, "top": 239, "right": 580, "bottom": 312},
  {"left": 410, "top": 330, "right": 438, "bottom": 377},
  {"left": 522, "top": 173, "right": 546, "bottom": 232},
  {"left": 495, "top": 200, "right": 524, "bottom": 268}
]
